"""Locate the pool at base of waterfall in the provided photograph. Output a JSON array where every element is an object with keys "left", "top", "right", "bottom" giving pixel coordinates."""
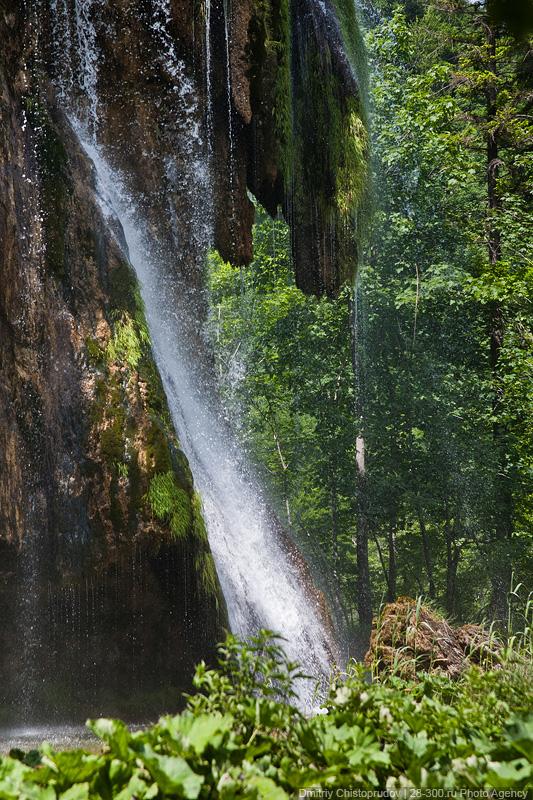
[
  {"left": 0, "top": 724, "right": 149, "bottom": 754},
  {"left": 0, "top": 726, "right": 99, "bottom": 754}
]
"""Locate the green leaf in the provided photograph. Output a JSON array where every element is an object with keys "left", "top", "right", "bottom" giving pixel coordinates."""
[
  {"left": 161, "top": 712, "right": 233, "bottom": 755},
  {"left": 486, "top": 758, "right": 531, "bottom": 788},
  {"left": 59, "top": 784, "right": 89, "bottom": 800},
  {"left": 247, "top": 775, "right": 289, "bottom": 800},
  {"left": 88, "top": 718, "right": 131, "bottom": 760},
  {"left": 141, "top": 746, "right": 203, "bottom": 798}
]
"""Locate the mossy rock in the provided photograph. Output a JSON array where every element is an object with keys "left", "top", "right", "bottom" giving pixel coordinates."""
[{"left": 24, "top": 96, "right": 72, "bottom": 279}]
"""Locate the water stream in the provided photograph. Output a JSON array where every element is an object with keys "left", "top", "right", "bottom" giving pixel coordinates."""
[
  {"left": 0, "top": 4, "right": 343, "bottom": 749},
  {"left": 74, "top": 122, "right": 338, "bottom": 705}
]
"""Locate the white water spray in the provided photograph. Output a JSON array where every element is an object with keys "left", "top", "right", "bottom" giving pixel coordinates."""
[
  {"left": 205, "top": 0, "right": 213, "bottom": 152},
  {"left": 74, "top": 123, "right": 337, "bottom": 702},
  {"left": 73, "top": 0, "right": 99, "bottom": 139},
  {"left": 48, "top": 0, "right": 340, "bottom": 706}
]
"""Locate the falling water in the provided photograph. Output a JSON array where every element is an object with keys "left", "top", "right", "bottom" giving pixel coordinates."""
[
  {"left": 205, "top": 0, "right": 213, "bottom": 152},
  {"left": 73, "top": 0, "right": 99, "bottom": 139},
  {"left": 46, "top": 0, "right": 339, "bottom": 708},
  {"left": 49, "top": 0, "right": 74, "bottom": 99},
  {"left": 74, "top": 124, "right": 338, "bottom": 703},
  {"left": 222, "top": 0, "right": 235, "bottom": 208}
]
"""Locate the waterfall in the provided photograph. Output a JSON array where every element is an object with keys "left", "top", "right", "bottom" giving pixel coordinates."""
[
  {"left": 46, "top": 0, "right": 340, "bottom": 707},
  {"left": 74, "top": 125, "right": 338, "bottom": 703},
  {"left": 205, "top": 0, "right": 213, "bottom": 152},
  {"left": 73, "top": 0, "right": 99, "bottom": 139},
  {"left": 222, "top": 0, "right": 235, "bottom": 217}
]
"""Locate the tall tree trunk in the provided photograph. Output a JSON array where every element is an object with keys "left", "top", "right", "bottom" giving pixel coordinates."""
[
  {"left": 349, "top": 288, "right": 373, "bottom": 629},
  {"left": 372, "top": 529, "right": 392, "bottom": 597},
  {"left": 330, "top": 475, "right": 339, "bottom": 577},
  {"left": 485, "top": 22, "right": 513, "bottom": 625}
]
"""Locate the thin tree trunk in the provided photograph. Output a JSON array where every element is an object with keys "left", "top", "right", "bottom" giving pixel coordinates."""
[
  {"left": 485, "top": 23, "right": 513, "bottom": 625},
  {"left": 372, "top": 529, "right": 393, "bottom": 598},
  {"left": 330, "top": 475, "right": 339, "bottom": 576},
  {"left": 417, "top": 505, "right": 435, "bottom": 599},
  {"left": 444, "top": 514, "right": 461, "bottom": 617},
  {"left": 387, "top": 513, "right": 397, "bottom": 602},
  {"left": 349, "top": 289, "right": 373, "bottom": 628}
]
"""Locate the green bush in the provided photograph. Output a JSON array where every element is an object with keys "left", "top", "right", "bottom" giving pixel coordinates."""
[{"left": 1, "top": 633, "right": 531, "bottom": 797}]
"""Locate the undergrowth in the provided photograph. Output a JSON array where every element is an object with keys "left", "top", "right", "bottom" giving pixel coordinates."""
[{"left": 1, "top": 629, "right": 532, "bottom": 797}]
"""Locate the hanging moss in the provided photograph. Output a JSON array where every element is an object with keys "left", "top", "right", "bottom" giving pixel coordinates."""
[
  {"left": 108, "top": 260, "right": 140, "bottom": 316},
  {"left": 266, "top": 0, "right": 293, "bottom": 180},
  {"left": 146, "top": 421, "right": 173, "bottom": 475},
  {"left": 191, "top": 491, "right": 210, "bottom": 546},
  {"left": 92, "top": 376, "right": 127, "bottom": 466},
  {"left": 330, "top": 0, "right": 369, "bottom": 100},
  {"left": 106, "top": 313, "right": 143, "bottom": 370},
  {"left": 147, "top": 471, "right": 193, "bottom": 540},
  {"left": 284, "top": 0, "right": 369, "bottom": 293},
  {"left": 85, "top": 337, "right": 104, "bottom": 366},
  {"left": 336, "top": 99, "right": 369, "bottom": 219},
  {"left": 246, "top": 0, "right": 369, "bottom": 294},
  {"left": 85, "top": 246, "right": 224, "bottom": 607},
  {"left": 195, "top": 551, "right": 220, "bottom": 600}
]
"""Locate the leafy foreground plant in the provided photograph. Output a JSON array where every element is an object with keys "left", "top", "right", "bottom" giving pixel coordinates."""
[{"left": 1, "top": 632, "right": 532, "bottom": 798}]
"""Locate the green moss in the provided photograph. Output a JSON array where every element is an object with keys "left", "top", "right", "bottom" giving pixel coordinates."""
[
  {"left": 287, "top": 7, "right": 370, "bottom": 290},
  {"left": 336, "top": 100, "right": 369, "bottom": 218},
  {"left": 109, "top": 260, "right": 139, "bottom": 316},
  {"left": 195, "top": 551, "right": 220, "bottom": 599},
  {"left": 86, "top": 337, "right": 104, "bottom": 366},
  {"left": 100, "top": 420, "right": 125, "bottom": 464},
  {"left": 330, "top": 0, "right": 369, "bottom": 100},
  {"left": 268, "top": 0, "right": 293, "bottom": 180},
  {"left": 146, "top": 421, "right": 173, "bottom": 475},
  {"left": 174, "top": 450, "right": 194, "bottom": 491},
  {"left": 107, "top": 313, "right": 143, "bottom": 370},
  {"left": 139, "top": 354, "right": 172, "bottom": 424},
  {"left": 91, "top": 376, "right": 127, "bottom": 466},
  {"left": 147, "top": 471, "right": 193, "bottom": 540},
  {"left": 116, "top": 462, "right": 129, "bottom": 479},
  {"left": 92, "top": 236, "right": 222, "bottom": 612},
  {"left": 191, "top": 492, "right": 209, "bottom": 546}
]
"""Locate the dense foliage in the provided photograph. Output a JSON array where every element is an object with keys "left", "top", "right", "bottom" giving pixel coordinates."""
[
  {"left": 362, "top": 0, "right": 533, "bottom": 627},
  {"left": 207, "top": 0, "right": 533, "bottom": 630},
  {"left": 1, "top": 632, "right": 531, "bottom": 797},
  {"left": 208, "top": 215, "right": 360, "bottom": 623}
]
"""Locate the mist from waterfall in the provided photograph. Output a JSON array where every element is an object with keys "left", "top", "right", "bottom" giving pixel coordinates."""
[{"left": 47, "top": 0, "right": 341, "bottom": 707}]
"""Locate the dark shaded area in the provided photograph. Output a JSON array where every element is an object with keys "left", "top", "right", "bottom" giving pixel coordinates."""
[
  {"left": 488, "top": 0, "right": 533, "bottom": 37},
  {"left": 0, "top": 540, "right": 222, "bottom": 725}
]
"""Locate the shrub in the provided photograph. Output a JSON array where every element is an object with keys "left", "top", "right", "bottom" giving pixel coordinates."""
[{"left": 1, "top": 632, "right": 531, "bottom": 797}]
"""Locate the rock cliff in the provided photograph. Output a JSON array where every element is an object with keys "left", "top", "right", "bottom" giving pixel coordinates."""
[{"left": 0, "top": 0, "right": 367, "bottom": 721}]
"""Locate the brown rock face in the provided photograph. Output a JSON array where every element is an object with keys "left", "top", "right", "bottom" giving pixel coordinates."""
[
  {"left": 0, "top": 1, "right": 226, "bottom": 724},
  {"left": 0, "top": 0, "right": 365, "bottom": 722}
]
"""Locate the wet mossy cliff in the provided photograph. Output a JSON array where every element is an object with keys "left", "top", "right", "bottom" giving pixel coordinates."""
[
  {"left": 215, "top": 0, "right": 369, "bottom": 294},
  {"left": 0, "top": 2, "right": 227, "bottom": 723},
  {"left": 0, "top": 0, "right": 367, "bottom": 721}
]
